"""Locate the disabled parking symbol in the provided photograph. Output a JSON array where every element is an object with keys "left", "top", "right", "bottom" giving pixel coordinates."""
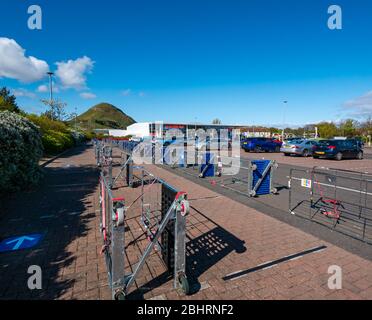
[{"left": 0, "top": 234, "right": 44, "bottom": 253}]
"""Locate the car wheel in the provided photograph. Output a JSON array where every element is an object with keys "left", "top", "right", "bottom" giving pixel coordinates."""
[
  {"left": 335, "top": 152, "right": 343, "bottom": 161},
  {"left": 357, "top": 151, "right": 363, "bottom": 160},
  {"left": 302, "top": 149, "right": 309, "bottom": 157},
  {"left": 313, "top": 156, "right": 319, "bottom": 159},
  {"left": 254, "top": 146, "right": 261, "bottom": 153},
  {"left": 284, "top": 153, "right": 290, "bottom": 157}
]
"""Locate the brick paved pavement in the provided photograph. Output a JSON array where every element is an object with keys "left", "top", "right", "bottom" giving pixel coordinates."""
[
  {"left": 143, "top": 165, "right": 372, "bottom": 300},
  {"left": 0, "top": 145, "right": 111, "bottom": 300},
  {"left": 1, "top": 145, "right": 372, "bottom": 300}
]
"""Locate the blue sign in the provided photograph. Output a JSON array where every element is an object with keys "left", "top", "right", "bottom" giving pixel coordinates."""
[{"left": 0, "top": 233, "right": 44, "bottom": 253}]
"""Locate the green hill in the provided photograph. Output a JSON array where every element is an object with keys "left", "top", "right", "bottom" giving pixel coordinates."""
[{"left": 74, "top": 103, "right": 136, "bottom": 130}]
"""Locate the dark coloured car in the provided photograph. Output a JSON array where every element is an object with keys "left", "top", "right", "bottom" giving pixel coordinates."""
[
  {"left": 241, "top": 137, "right": 282, "bottom": 153},
  {"left": 312, "top": 139, "right": 364, "bottom": 160}
]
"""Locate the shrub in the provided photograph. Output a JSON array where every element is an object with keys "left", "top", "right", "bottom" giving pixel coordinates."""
[
  {"left": 42, "top": 133, "right": 64, "bottom": 154},
  {"left": 83, "top": 130, "right": 95, "bottom": 141},
  {"left": 27, "top": 114, "right": 68, "bottom": 134},
  {"left": 0, "top": 111, "right": 44, "bottom": 192},
  {"left": 70, "top": 130, "right": 86, "bottom": 145},
  {"left": 42, "top": 130, "right": 74, "bottom": 155},
  {"left": 26, "top": 114, "right": 83, "bottom": 155}
]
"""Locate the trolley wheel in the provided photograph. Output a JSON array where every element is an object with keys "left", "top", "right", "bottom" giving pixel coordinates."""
[
  {"left": 178, "top": 275, "right": 190, "bottom": 295},
  {"left": 250, "top": 190, "right": 256, "bottom": 197},
  {"left": 114, "top": 290, "right": 126, "bottom": 300},
  {"left": 271, "top": 188, "right": 278, "bottom": 194}
]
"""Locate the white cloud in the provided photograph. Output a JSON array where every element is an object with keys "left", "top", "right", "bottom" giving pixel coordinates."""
[
  {"left": 37, "top": 82, "right": 60, "bottom": 93},
  {"left": 80, "top": 92, "right": 97, "bottom": 99},
  {"left": 37, "top": 84, "right": 48, "bottom": 93},
  {"left": 11, "top": 88, "right": 36, "bottom": 99},
  {"left": 55, "top": 56, "right": 94, "bottom": 90},
  {"left": 121, "top": 89, "right": 131, "bottom": 96},
  {"left": 0, "top": 38, "right": 49, "bottom": 83},
  {"left": 344, "top": 91, "right": 372, "bottom": 117}
]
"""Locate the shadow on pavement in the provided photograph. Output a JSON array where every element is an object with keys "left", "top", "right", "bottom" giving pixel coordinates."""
[
  {"left": 128, "top": 205, "right": 246, "bottom": 299},
  {"left": 0, "top": 145, "right": 100, "bottom": 300}
]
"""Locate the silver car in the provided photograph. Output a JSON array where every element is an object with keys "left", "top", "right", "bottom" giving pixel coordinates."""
[{"left": 280, "top": 139, "right": 316, "bottom": 157}]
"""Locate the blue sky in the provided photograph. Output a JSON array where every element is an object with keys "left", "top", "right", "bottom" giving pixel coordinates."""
[{"left": 1, "top": 0, "right": 372, "bottom": 127}]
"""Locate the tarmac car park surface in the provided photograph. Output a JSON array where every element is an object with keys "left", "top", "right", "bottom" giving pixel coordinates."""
[
  {"left": 241, "top": 149, "right": 372, "bottom": 173},
  {"left": 161, "top": 148, "right": 372, "bottom": 260}
]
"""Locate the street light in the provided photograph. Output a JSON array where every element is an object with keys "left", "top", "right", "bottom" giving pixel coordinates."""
[
  {"left": 75, "top": 106, "right": 78, "bottom": 130},
  {"left": 282, "top": 100, "right": 288, "bottom": 141},
  {"left": 47, "top": 71, "right": 54, "bottom": 103}
]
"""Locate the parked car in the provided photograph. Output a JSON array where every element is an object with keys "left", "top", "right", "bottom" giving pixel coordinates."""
[
  {"left": 241, "top": 137, "right": 282, "bottom": 153},
  {"left": 281, "top": 139, "right": 316, "bottom": 157},
  {"left": 312, "top": 139, "right": 363, "bottom": 160}
]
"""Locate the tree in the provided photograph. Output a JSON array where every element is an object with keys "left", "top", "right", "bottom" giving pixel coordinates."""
[
  {"left": 317, "top": 122, "right": 339, "bottom": 138},
  {"left": 41, "top": 98, "right": 67, "bottom": 121},
  {"left": 339, "top": 119, "right": 357, "bottom": 137},
  {"left": 0, "top": 87, "right": 20, "bottom": 113},
  {"left": 212, "top": 118, "right": 222, "bottom": 125}
]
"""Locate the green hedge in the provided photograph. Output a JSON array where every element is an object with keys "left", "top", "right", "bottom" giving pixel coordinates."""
[
  {"left": 42, "top": 130, "right": 75, "bottom": 154},
  {"left": 27, "top": 114, "right": 88, "bottom": 155},
  {"left": 0, "top": 111, "right": 44, "bottom": 192}
]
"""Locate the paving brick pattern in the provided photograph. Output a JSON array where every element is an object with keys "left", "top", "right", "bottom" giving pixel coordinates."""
[{"left": 0, "top": 145, "right": 371, "bottom": 300}]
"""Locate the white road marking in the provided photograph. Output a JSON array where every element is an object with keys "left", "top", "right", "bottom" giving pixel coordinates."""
[{"left": 224, "top": 246, "right": 326, "bottom": 281}]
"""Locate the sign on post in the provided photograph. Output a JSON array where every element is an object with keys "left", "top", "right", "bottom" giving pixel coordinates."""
[{"left": 301, "top": 179, "right": 312, "bottom": 189}]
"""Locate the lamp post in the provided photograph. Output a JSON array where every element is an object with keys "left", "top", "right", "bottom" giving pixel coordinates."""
[
  {"left": 75, "top": 106, "right": 78, "bottom": 130},
  {"left": 47, "top": 72, "right": 54, "bottom": 103},
  {"left": 282, "top": 100, "right": 288, "bottom": 141}
]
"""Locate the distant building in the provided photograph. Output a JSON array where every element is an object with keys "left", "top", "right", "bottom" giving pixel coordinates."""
[
  {"left": 102, "top": 122, "right": 246, "bottom": 139},
  {"left": 95, "top": 122, "right": 288, "bottom": 139}
]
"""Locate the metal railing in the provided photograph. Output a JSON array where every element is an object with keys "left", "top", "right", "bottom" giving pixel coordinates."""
[
  {"left": 96, "top": 139, "right": 191, "bottom": 299},
  {"left": 288, "top": 166, "right": 372, "bottom": 244},
  {"left": 161, "top": 146, "right": 279, "bottom": 198}
]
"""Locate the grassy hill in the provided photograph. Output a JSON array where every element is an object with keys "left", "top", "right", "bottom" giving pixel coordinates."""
[{"left": 73, "top": 103, "right": 136, "bottom": 130}]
